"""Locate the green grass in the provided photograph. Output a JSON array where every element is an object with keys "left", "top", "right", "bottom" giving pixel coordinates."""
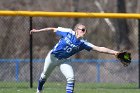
[{"left": 0, "top": 82, "right": 139, "bottom": 93}]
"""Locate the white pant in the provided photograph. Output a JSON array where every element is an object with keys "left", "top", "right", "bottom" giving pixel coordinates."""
[{"left": 40, "top": 51, "right": 75, "bottom": 83}]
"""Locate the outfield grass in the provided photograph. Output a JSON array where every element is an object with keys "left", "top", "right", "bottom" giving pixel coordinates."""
[{"left": 0, "top": 82, "right": 140, "bottom": 93}]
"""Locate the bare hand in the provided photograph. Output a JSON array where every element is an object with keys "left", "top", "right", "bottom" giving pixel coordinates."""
[{"left": 30, "top": 29, "right": 38, "bottom": 34}]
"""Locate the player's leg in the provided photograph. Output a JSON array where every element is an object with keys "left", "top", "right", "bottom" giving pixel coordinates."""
[
  {"left": 60, "top": 63, "right": 75, "bottom": 93},
  {"left": 37, "top": 51, "right": 56, "bottom": 93}
]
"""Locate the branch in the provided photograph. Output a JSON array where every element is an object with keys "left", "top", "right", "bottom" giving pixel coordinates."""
[{"left": 94, "top": 1, "right": 116, "bottom": 32}]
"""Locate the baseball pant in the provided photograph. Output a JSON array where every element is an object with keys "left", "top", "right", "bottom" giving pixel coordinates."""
[{"left": 40, "top": 51, "right": 74, "bottom": 82}]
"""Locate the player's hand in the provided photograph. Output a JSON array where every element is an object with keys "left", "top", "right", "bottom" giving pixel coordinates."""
[
  {"left": 30, "top": 29, "right": 38, "bottom": 34},
  {"left": 116, "top": 51, "right": 131, "bottom": 67}
]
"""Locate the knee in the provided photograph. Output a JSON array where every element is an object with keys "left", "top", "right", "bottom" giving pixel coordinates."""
[
  {"left": 40, "top": 72, "right": 46, "bottom": 80},
  {"left": 67, "top": 77, "right": 75, "bottom": 83}
]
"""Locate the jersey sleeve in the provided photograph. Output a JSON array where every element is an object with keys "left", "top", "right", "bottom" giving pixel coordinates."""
[
  {"left": 55, "top": 27, "right": 72, "bottom": 38},
  {"left": 81, "top": 40, "right": 95, "bottom": 51}
]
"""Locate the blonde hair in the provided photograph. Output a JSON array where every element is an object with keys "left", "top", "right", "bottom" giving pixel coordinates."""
[{"left": 74, "top": 23, "right": 85, "bottom": 31}]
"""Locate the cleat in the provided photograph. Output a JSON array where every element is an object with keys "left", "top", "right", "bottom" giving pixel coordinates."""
[{"left": 36, "top": 89, "right": 42, "bottom": 93}]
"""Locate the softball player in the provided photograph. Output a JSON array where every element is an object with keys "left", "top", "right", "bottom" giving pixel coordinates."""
[{"left": 30, "top": 23, "right": 119, "bottom": 93}]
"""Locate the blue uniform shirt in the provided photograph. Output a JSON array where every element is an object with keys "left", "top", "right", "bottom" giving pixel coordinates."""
[{"left": 51, "top": 27, "right": 94, "bottom": 59}]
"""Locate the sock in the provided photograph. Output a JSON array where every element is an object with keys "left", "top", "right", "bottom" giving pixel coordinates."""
[
  {"left": 66, "top": 82, "right": 75, "bottom": 93},
  {"left": 37, "top": 78, "right": 46, "bottom": 91}
]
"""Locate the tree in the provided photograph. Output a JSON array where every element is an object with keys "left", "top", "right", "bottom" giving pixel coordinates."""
[{"left": 115, "top": 0, "right": 132, "bottom": 50}]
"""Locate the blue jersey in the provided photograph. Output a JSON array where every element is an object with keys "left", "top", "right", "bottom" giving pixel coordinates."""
[{"left": 51, "top": 27, "right": 94, "bottom": 59}]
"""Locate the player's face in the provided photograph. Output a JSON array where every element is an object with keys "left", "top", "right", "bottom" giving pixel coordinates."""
[{"left": 76, "top": 25, "right": 87, "bottom": 38}]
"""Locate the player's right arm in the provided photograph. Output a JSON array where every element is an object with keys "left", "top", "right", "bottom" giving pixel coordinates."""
[
  {"left": 30, "top": 27, "right": 57, "bottom": 34},
  {"left": 31, "top": 27, "right": 72, "bottom": 38}
]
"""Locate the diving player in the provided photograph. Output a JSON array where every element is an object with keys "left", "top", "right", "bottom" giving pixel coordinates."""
[{"left": 30, "top": 23, "right": 119, "bottom": 93}]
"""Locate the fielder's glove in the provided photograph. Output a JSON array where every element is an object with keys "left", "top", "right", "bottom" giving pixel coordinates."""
[{"left": 116, "top": 51, "right": 131, "bottom": 67}]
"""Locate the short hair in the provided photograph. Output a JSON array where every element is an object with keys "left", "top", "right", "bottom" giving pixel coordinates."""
[{"left": 74, "top": 23, "right": 85, "bottom": 31}]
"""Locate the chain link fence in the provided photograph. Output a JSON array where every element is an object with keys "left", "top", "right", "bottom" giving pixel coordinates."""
[
  {"left": 0, "top": 16, "right": 30, "bottom": 88},
  {"left": 0, "top": 16, "right": 138, "bottom": 89}
]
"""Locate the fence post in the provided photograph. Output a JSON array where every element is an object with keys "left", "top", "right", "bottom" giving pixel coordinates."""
[
  {"left": 15, "top": 59, "right": 19, "bottom": 82},
  {"left": 96, "top": 62, "right": 100, "bottom": 83},
  {"left": 138, "top": 19, "right": 140, "bottom": 89},
  {"left": 29, "top": 17, "right": 33, "bottom": 88}
]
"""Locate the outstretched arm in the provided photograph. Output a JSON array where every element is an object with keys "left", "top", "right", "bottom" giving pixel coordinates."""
[
  {"left": 92, "top": 45, "right": 132, "bottom": 67},
  {"left": 92, "top": 45, "right": 119, "bottom": 55},
  {"left": 30, "top": 27, "right": 57, "bottom": 34}
]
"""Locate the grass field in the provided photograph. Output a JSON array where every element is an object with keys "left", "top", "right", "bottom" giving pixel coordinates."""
[{"left": 0, "top": 82, "right": 140, "bottom": 93}]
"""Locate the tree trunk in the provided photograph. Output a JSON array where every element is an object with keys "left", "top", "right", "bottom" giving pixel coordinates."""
[{"left": 116, "top": 0, "right": 132, "bottom": 50}]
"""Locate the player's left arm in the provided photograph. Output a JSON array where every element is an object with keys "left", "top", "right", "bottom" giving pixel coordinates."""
[
  {"left": 82, "top": 40, "right": 119, "bottom": 55},
  {"left": 88, "top": 43, "right": 131, "bottom": 66},
  {"left": 91, "top": 45, "right": 119, "bottom": 56}
]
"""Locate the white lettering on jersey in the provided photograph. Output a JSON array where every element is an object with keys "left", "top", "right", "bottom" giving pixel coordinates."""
[
  {"left": 64, "top": 36, "right": 79, "bottom": 53},
  {"left": 64, "top": 37, "right": 78, "bottom": 48}
]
